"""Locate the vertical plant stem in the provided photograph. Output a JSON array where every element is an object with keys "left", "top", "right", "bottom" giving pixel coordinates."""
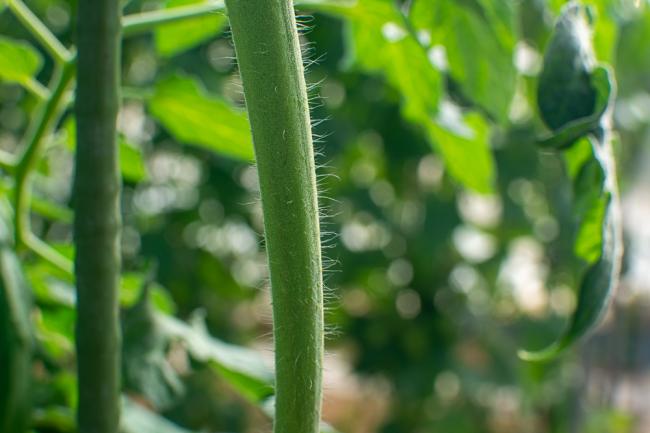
[
  {"left": 73, "top": 0, "right": 122, "bottom": 432},
  {"left": 224, "top": 1, "right": 324, "bottom": 433}
]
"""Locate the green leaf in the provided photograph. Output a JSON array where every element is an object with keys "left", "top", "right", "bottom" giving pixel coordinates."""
[
  {"left": 0, "top": 202, "right": 33, "bottom": 433},
  {"left": 148, "top": 74, "right": 254, "bottom": 161},
  {"left": 535, "top": 63, "right": 615, "bottom": 150},
  {"left": 33, "top": 399, "right": 197, "bottom": 433},
  {"left": 119, "top": 138, "right": 148, "bottom": 183},
  {"left": 588, "top": 0, "right": 618, "bottom": 63},
  {"left": 125, "top": 296, "right": 336, "bottom": 430},
  {"left": 121, "top": 397, "right": 194, "bottom": 433},
  {"left": 616, "top": 10, "right": 650, "bottom": 96},
  {"left": 426, "top": 106, "right": 494, "bottom": 193},
  {"left": 522, "top": 15, "right": 621, "bottom": 358},
  {"left": 572, "top": 154, "right": 606, "bottom": 263},
  {"left": 518, "top": 192, "right": 621, "bottom": 361},
  {"left": 157, "top": 310, "right": 274, "bottom": 403},
  {"left": 36, "top": 306, "right": 75, "bottom": 361},
  {"left": 32, "top": 406, "right": 76, "bottom": 432},
  {"left": 63, "top": 118, "right": 149, "bottom": 183},
  {"left": 590, "top": 65, "right": 615, "bottom": 114},
  {"left": 535, "top": 116, "right": 599, "bottom": 150},
  {"left": 411, "top": 0, "right": 518, "bottom": 124},
  {"left": 154, "top": 0, "right": 227, "bottom": 57},
  {"left": 332, "top": 0, "right": 442, "bottom": 122},
  {"left": 537, "top": 3, "right": 598, "bottom": 132},
  {"left": 520, "top": 134, "right": 622, "bottom": 361},
  {"left": 312, "top": 0, "right": 495, "bottom": 192},
  {"left": 122, "top": 289, "right": 184, "bottom": 410},
  {"left": 120, "top": 272, "right": 176, "bottom": 313},
  {"left": 0, "top": 36, "right": 43, "bottom": 86}
]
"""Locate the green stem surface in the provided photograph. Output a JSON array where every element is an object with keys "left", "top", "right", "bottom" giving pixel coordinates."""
[
  {"left": 73, "top": 0, "right": 122, "bottom": 432},
  {"left": 224, "top": 1, "right": 324, "bottom": 432}
]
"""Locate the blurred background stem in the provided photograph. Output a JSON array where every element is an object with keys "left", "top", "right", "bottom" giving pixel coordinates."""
[{"left": 73, "top": 0, "right": 122, "bottom": 432}]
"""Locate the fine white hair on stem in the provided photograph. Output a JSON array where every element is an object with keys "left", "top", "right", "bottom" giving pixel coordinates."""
[{"left": 298, "top": 18, "right": 344, "bottom": 344}]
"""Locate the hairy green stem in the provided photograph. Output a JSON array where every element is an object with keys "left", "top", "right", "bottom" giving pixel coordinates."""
[
  {"left": 224, "top": 1, "right": 324, "bottom": 432},
  {"left": 73, "top": 0, "right": 122, "bottom": 432},
  {"left": 6, "top": 0, "right": 73, "bottom": 63}
]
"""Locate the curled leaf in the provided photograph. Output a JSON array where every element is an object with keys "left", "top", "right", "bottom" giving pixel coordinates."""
[
  {"left": 519, "top": 191, "right": 622, "bottom": 361},
  {"left": 536, "top": 65, "right": 614, "bottom": 150},
  {"left": 520, "top": 127, "right": 623, "bottom": 361},
  {"left": 537, "top": 2, "right": 597, "bottom": 132}
]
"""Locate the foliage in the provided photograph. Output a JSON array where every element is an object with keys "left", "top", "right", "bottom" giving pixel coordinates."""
[{"left": 1, "top": 0, "right": 649, "bottom": 432}]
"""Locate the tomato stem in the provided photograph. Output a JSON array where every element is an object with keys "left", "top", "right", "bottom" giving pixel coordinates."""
[
  {"left": 224, "top": 1, "right": 324, "bottom": 432},
  {"left": 73, "top": 0, "right": 122, "bottom": 431}
]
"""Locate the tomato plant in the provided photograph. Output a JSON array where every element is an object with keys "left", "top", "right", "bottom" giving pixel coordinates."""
[{"left": 0, "top": 0, "right": 648, "bottom": 432}]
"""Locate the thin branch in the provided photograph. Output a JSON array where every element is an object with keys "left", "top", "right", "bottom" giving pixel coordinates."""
[
  {"left": 121, "top": 1, "right": 225, "bottom": 36},
  {"left": 13, "top": 59, "right": 75, "bottom": 251},
  {"left": 23, "top": 233, "right": 73, "bottom": 277},
  {"left": 6, "top": 0, "right": 73, "bottom": 64},
  {"left": 120, "top": 0, "right": 352, "bottom": 36},
  {"left": 23, "top": 77, "right": 51, "bottom": 101}
]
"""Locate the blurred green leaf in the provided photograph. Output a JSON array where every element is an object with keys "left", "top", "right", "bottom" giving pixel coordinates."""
[
  {"left": 520, "top": 135, "right": 622, "bottom": 361},
  {"left": 122, "top": 289, "right": 184, "bottom": 410},
  {"left": 63, "top": 118, "right": 149, "bottom": 183},
  {"left": 312, "top": 0, "right": 495, "bottom": 192},
  {"left": 33, "top": 398, "right": 197, "bottom": 433},
  {"left": 520, "top": 202, "right": 621, "bottom": 361},
  {"left": 536, "top": 63, "right": 614, "bottom": 150},
  {"left": 411, "top": 0, "right": 518, "bottom": 124},
  {"left": 157, "top": 310, "right": 274, "bottom": 403},
  {"left": 584, "top": 408, "right": 634, "bottom": 433},
  {"left": 148, "top": 74, "right": 254, "bottom": 161},
  {"left": 154, "top": 0, "right": 227, "bottom": 57},
  {"left": 519, "top": 0, "right": 552, "bottom": 48},
  {"left": 121, "top": 273, "right": 176, "bottom": 313},
  {"left": 121, "top": 397, "right": 194, "bottom": 433},
  {"left": 572, "top": 153, "right": 606, "bottom": 263},
  {"left": 0, "top": 36, "right": 43, "bottom": 86},
  {"left": 589, "top": 0, "right": 619, "bottom": 62},
  {"left": 426, "top": 108, "right": 494, "bottom": 193},
  {"left": 36, "top": 307, "right": 75, "bottom": 360},
  {"left": 119, "top": 138, "right": 148, "bottom": 183},
  {"left": 616, "top": 9, "right": 650, "bottom": 96},
  {"left": 537, "top": 3, "right": 598, "bottom": 132},
  {"left": 0, "top": 201, "right": 33, "bottom": 433},
  {"left": 521, "top": 8, "right": 622, "bottom": 359},
  {"left": 32, "top": 406, "right": 76, "bottom": 432},
  {"left": 336, "top": 0, "right": 442, "bottom": 122}
]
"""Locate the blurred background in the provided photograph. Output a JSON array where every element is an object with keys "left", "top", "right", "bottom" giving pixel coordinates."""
[{"left": 2, "top": 0, "right": 650, "bottom": 432}]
